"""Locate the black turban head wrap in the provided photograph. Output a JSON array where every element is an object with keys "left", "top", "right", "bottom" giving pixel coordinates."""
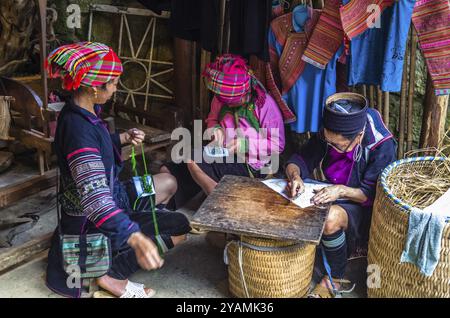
[{"left": 323, "top": 92, "right": 368, "bottom": 137}]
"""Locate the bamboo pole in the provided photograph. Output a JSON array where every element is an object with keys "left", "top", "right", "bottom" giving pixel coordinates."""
[
  {"left": 398, "top": 45, "right": 409, "bottom": 159},
  {"left": 369, "top": 85, "right": 375, "bottom": 108},
  {"left": 383, "top": 92, "right": 390, "bottom": 128},
  {"left": 377, "top": 86, "right": 383, "bottom": 113},
  {"left": 407, "top": 28, "right": 418, "bottom": 152}
]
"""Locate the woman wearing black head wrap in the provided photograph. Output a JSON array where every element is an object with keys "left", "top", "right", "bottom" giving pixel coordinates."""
[{"left": 285, "top": 93, "right": 397, "bottom": 297}]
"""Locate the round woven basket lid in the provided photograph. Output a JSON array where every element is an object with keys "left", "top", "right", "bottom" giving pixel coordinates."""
[{"left": 325, "top": 92, "right": 368, "bottom": 110}]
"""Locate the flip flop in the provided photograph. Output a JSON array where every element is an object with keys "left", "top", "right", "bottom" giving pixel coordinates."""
[{"left": 93, "top": 281, "right": 156, "bottom": 298}]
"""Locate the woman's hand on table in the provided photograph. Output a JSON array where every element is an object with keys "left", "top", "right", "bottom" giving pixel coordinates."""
[
  {"left": 285, "top": 163, "right": 305, "bottom": 199},
  {"left": 120, "top": 128, "right": 145, "bottom": 145},
  {"left": 127, "top": 232, "right": 164, "bottom": 270},
  {"left": 312, "top": 185, "right": 344, "bottom": 205}
]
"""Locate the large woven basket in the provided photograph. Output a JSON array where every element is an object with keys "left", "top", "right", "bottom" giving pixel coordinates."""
[
  {"left": 368, "top": 157, "right": 450, "bottom": 298},
  {"left": 226, "top": 236, "right": 316, "bottom": 298}
]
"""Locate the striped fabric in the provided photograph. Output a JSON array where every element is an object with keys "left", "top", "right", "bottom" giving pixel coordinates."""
[
  {"left": 67, "top": 147, "right": 122, "bottom": 227},
  {"left": 412, "top": 0, "right": 450, "bottom": 96},
  {"left": 301, "top": 0, "right": 344, "bottom": 69},
  {"left": 46, "top": 42, "right": 123, "bottom": 90},
  {"left": 340, "top": 0, "right": 395, "bottom": 40},
  {"left": 265, "top": 63, "right": 297, "bottom": 124},
  {"left": 61, "top": 233, "right": 111, "bottom": 278}
]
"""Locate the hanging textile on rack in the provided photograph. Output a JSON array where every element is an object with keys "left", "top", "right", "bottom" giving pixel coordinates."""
[
  {"left": 412, "top": 0, "right": 450, "bottom": 96},
  {"left": 340, "top": 0, "right": 395, "bottom": 40},
  {"left": 345, "top": 0, "right": 416, "bottom": 92},
  {"left": 268, "top": 5, "right": 344, "bottom": 133},
  {"left": 266, "top": 5, "right": 321, "bottom": 124},
  {"left": 301, "top": 0, "right": 344, "bottom": 70}
]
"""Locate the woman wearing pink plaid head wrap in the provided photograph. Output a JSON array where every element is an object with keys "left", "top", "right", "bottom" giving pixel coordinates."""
[
  {"left": 161, "top": 54, "right": 286, "bottom": 221},
  {"left": 202, "top": 54, "right": 267, "bottom": 107}
]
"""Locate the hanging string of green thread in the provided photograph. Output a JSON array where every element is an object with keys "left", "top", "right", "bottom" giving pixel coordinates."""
[{"left": 130, "top": 142, "right": 163, "bottom": 256}]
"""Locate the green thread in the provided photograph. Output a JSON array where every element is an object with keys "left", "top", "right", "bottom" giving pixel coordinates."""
[{"left": 130, "top": 143, "right": 163, "bottom": 256}]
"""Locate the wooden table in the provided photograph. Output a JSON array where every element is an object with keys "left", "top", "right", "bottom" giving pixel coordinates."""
[{"left": 191, "top": 175, "right": 329, "bottom": 245}]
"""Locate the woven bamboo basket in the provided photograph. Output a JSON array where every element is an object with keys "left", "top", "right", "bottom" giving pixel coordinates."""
[
  {"left": 368, "top": 157, "right": 450, "bottom": 298},
  {"left": 226, "top": 236, "right": 316, "bottom": 298}
]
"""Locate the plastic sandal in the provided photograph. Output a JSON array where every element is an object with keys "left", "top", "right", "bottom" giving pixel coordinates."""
[{"left": 92, "top": 281, "right": 155, "bottom": 298}]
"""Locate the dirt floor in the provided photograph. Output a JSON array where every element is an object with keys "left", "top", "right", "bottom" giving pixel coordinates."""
[{"left": 0, "top": 190, "right": 368, "bottom": 298}]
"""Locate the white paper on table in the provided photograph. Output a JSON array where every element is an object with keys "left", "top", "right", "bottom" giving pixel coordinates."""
[
  {"left": 261, "top": 179, "right": 329, "bottom": 209},
  {"left": 424, "top": 188, "right": 450, "bottom": 218}
]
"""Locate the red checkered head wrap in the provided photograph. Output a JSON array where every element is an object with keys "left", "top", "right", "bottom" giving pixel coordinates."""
[{"left": 46, "top": 41, "right": 123, "bottom": 90}]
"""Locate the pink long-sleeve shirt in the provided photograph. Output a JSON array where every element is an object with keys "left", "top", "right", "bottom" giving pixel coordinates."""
[{"left": 205, "top": 93, "right": 285, "bottom": 171}]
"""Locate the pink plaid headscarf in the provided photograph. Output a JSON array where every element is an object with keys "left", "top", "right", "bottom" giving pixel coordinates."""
[{"left": 203, "top": 54, "right": 266, "bottom": 107}]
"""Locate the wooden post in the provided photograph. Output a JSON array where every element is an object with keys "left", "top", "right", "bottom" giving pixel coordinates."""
[
  {"left": 419, "top": 76, "right": 450, "bottom": 149},
  {"left": 407, "top": 28, "right": 418, "bottom": 152},
  {"left": 173, "top": 38, "right": 194, "bottom": 129}
]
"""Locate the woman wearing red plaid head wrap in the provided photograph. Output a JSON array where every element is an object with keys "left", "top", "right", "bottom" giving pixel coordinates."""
[{"left": 46, "top": 42, "right": 191, "bottom": 298}]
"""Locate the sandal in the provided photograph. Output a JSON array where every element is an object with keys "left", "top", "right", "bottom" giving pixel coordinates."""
[
  {"left": 307, "top": 279, "right": 355, "bottom": 298},
  {"left": 93, "top": 281, "right": 156, "bottom": 298}
]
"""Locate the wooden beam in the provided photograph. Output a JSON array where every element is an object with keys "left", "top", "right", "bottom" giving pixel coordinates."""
[
  {"left": 0, "top": 169, "right": 56, "bottom": 208},
  {"left": 420, "top": 76, "right": 450, "bottom": 149},
  {"left": 9, "top": 127, "right": 53, "bottom": 154},
  {"left": 0, "top": 233, "right": 52, "bottom": 273}
]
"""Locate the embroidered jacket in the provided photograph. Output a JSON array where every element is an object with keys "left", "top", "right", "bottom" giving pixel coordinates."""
[{"left": 55, "top": 99, "right": 139, "bottom": 250}]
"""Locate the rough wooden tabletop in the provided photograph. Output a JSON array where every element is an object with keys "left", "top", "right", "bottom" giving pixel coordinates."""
[{"left": 191, "top": 175, "right": 329, "bottom": 244}]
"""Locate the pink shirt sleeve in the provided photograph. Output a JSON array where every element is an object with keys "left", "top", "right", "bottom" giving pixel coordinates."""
[{"left": 205, "top": 96, "right": 223, "bottom": 129}]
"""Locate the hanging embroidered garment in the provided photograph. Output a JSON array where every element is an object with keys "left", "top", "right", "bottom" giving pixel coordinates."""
[
  {"left": 268, "top": 5, "right": 343, "bottom": 133},
  {"left": 301, "top": 0, "right": 344, "bottom": 70},
  {"left": 343, "top": 0, "right": 416, "bottom": 92},
  {"left": 340, "top": 0, "right": 395, "bottom": 40},
  {"left": 266, "top": 5, "right": 320, "bottom": 124},
  {"left": 412, "top": 0, "right": 450, "bottom": 96}
]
